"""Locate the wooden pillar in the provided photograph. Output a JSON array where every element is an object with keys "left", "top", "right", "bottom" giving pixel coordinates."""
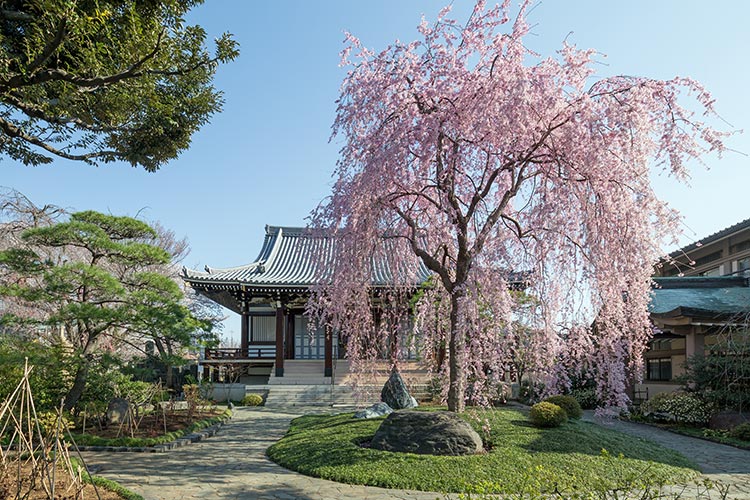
[
  {"left": 286, "top": 312, "right": 295, "bottom": 360},
  {"left": 324, "top": 325, "right": 333, "bottom": 377},
  {"left": 686, "top": 330, "right": 705, "bottom": 358},
  {"left": 275, "top": 303, "right": 285, "bottom": 377},
  {"left": 240, "top": 300, "right": 249, "bottom": 356}
]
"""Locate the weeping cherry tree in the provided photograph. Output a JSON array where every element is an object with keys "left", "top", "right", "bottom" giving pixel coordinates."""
[{"left": 308, "top": 1, "right": 727, "bottom": 412}]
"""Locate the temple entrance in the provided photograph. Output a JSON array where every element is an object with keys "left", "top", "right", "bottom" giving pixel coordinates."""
[{"left": 293, "top": 316, "right": 337, "bottom": 359}]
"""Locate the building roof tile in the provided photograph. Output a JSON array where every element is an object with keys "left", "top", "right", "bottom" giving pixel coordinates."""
[
  {"left": 650, "top": 276, "right": 750, "bottom": 318},
  {"left": 181, "top": 225, "right": 431, "bottom": 289},
  {"left": 670, "top": 217, "right": 750, "bottom": 258}
]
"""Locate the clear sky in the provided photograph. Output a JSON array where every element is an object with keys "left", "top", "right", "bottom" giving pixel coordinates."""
[{"left": 2, "top": 1, "right": 748, "bottom": 342}]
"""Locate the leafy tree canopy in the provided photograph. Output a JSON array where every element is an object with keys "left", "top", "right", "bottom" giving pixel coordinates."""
[
  {"left": 0, "top": 0, "right": 238, "bottom": 170},
  {"left": 0, "top": 208, "right": 215, "bottom": 410}
]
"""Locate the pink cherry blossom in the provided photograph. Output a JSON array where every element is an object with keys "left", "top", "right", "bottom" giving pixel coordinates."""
[{"left": 307, "top": 1, "right": 727, "bottom": 412}]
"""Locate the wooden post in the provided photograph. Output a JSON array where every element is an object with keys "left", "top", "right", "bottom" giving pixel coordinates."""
[
  {"left": 275, "top": 302, "right": 285, "bottom": 377},
  {"left": 324, "top": 325, "right": 333, "bottom": 377},
  {"left": 240, "top": 300, "right": 249, "bottom": 357},
  {"left": 286, "top": 312, "right": 295, "bottom": 360}
]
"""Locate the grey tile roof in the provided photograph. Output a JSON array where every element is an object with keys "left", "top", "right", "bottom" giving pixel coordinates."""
[
  {"left": 650, "top": 276, "right": 750, "bottom": 318},
  {"left": 181, "top": 226, "right": 431, "bottom": 290}
]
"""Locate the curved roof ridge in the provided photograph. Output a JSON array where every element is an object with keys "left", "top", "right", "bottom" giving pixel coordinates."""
[
  {"left": 261, "top": 227, "right": 284, "bottom": 271},
  {"left": 204, "top": 261, "right": 262, "bottom": 274},
  {"left": 266, "top": 225, "right": 307, "bottom": 236},
  {"left": 181, "top": 265, "right": 209, "bottom": 278}
]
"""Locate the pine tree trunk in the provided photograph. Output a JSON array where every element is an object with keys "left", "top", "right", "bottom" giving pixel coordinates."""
[
  {"left": 63, "top": 362, "right": 90, "bottom": 412},
  {"left": 446, "top": 292, "right": 465, "bottom": 412}
]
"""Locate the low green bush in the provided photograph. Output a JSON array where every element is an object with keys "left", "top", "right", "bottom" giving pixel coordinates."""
[
  {"left": 543, "top": 395, "right": 583, "bottom": 419},
  {"left": 241, "top": 393, "right": 264, "bottom": 406},
  {"left": 519, "top": 380, "right": 545, "bottom": 405},
  {"left": 571, "top": 387, "right": 598, "bottom": 410},
  {"left": 729, "top": 422, "right": 750, "bottom": 441},
  {"left": 641, "top": 392, "right": 714, "bottom": 425},
  {"left": 529, "top": 401, "right": 567, "bottom": 428}
]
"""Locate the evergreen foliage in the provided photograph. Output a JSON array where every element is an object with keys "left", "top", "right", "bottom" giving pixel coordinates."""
[
  {"left": 0, "top": 0, "right": 238, "bottom": 170},
  {"left": 0, "top": 210, "right": 213, "bottom": 410}
]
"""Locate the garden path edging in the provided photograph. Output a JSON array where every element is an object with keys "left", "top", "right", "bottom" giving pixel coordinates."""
[{"left": 73, "top": 414, "right": 231, "bottom": 453}]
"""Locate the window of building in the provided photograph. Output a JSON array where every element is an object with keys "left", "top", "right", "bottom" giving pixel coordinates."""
[
  {"left": 251, "top": 315, "right": 275, "bottom": 342},
  {"left": 730, "top": 240, "right": 750, "bottom": 255},
  {"left": 692, "top": 250, "right": 723, "bottom": 270},
  {"left": 647, "top": 358, "right": 672, "bottom": 381}
]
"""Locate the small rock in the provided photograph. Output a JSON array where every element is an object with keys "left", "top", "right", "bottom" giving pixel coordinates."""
[
  {"left": 354, "top": 402, "right": 393, "bottom": 419},
  {"left": 381, "top": 371, "right": 418, "bottom": 410}
]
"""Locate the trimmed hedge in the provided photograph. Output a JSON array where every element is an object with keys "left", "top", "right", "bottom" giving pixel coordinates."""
[
  {"left": 544, "top": 395, "right": 583, "bottom": 419},
  {"left": 529, "top": 402, "right": 567, "bottom": 428},
  {"left": 241, "top": 394, "right": 264, "bottom": 406}
]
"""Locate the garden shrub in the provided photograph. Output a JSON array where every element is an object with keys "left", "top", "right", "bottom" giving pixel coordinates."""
[
  {"left": 518, "top": 380, "right": 545, "bottom": 405},
  {"left": 678, "top": 336, "right": 750, "bottom": 412},
  {"left": 529, "top": 402, "right": 567, "bottom": 428},
  {"left": 641, "top": 392, "right": 714, "bottom": 425},
  {"left": 571, "top": 387, "right": 598, "bottom": 410},
  {"left": 544, "top": 395, "right": 583, "bottom": 419},
  {"left": 241, "top": 394, "right": 264, "bottom": 406},
  {"left": 729, "top": 422, "right": 750, "bottom": 441}
]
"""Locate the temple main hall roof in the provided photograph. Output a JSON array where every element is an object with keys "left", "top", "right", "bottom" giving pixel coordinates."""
[{"left": 181, "top": 225, "right": 431, "bottom": 293}]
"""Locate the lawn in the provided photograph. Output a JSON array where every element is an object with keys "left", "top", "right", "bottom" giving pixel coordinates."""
[{"left": 267, "top": 408, "right": 698, "bottom": 495}]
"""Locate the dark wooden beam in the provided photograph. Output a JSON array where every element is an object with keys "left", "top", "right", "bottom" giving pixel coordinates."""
[
  {"left": 240, "top": 300, "right": 249, "bottom": 354},
  {"left": 275, "top": 304, "right": 285, "bottom": 377},
  {"left": 286, "top": 312, "right": 295, "bottom": 360},
  {"left": 324, "top": 325, "right": 333, "bottom": 377}
]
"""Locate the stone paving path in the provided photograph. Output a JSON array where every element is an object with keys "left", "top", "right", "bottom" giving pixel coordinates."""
[
  {"left": 81, "top": 407, "right": 452, "bottom": 500},
  {"left": 79, "top": 407, "right": 750, "bottom": 500},
  {"left": 584, "top": 413, "right": 750, "bottom": 499}
]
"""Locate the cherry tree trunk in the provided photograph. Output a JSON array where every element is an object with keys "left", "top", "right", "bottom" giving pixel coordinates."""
[{"left": 447, "top": 292, "right": 466, "bottom": 412}]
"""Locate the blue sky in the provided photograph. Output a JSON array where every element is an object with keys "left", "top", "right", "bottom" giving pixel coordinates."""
[{"left": 2, "top": 1, "right": 747, "bottom": 341}]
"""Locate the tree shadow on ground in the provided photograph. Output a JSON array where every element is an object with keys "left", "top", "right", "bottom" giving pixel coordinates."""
[{"left": 507, "top": 417, "right": 700, "bottom": 471}]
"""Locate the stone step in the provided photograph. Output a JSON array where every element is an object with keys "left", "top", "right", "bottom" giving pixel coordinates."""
[
  {"left": 264, "top": 384, "right": 360, "bottom": 408},
  {"left": 267, "top": 377, "right": 332, "bottom": 385}
]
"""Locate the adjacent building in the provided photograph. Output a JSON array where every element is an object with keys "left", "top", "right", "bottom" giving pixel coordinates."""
[{"left": 639, "top": 218, "right": 750, "bottom": 397}]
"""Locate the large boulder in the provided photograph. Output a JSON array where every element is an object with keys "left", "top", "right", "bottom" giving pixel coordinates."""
[
  {"left": 381, "top": 371, "right": 418, "bottom": 410},
  {"left": 370, "top": 410, "right": 484, "bottom": 455},
  {"left": 106, "top": 397, "right": 131, "bottom": 426},
  {"left": 354, "top": 402, "right": 393, "bottom": 419}
]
